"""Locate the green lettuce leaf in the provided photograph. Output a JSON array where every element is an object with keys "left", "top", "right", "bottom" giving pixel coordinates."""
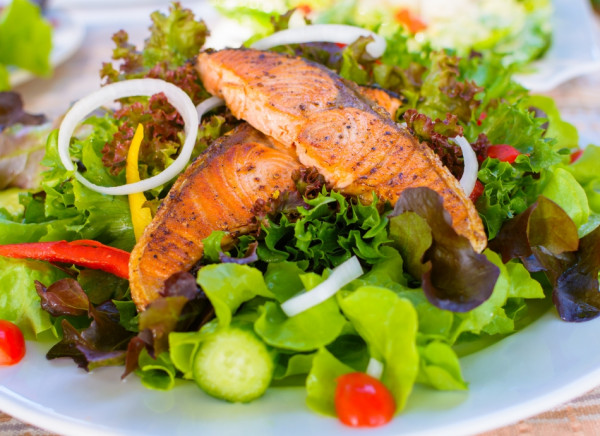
[
  {"left": 254, "top": 272, "right": 346, "bottom": 351},
  {"left": 416, "top": 341, "right": 467, "bottom": 390},
  {"left": 196, "top": 263, "right": 273, "bottom": 328},
  {"left": 0, "top": 122, "right": 136, "bottom": 249},
  {"left": 143, "top": 4, "right": 208, "bottom": 68},
  {"left": 136, "top": 349, "right": 177, "bottom": 391},
  {"left": 338, "top": 285, "right": 419, "bottom": 410},
  {"left": 169, "top": 331, "right": 206, "bottom": 380},
  {"left": 0, "top": 257, "right": 68, "bottom": 338},
  {"left": 541, "top": 168, "right": 590, "bottom": 231},
  {"left": 306, "top": 347, "right": 354, "bottom": 416},
  {"left": 273, "top": 352, "right": 316, "bottom": 380}
]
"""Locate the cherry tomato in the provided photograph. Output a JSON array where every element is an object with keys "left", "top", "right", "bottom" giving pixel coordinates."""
[
  {"left": 487, "top": 144, "right": 521, "bottom": 164},
  {"left": 469, "top": 180, "right": 485, "bottom": 203},
  {"left": 0, "top": 320, "right": 26, "bottom": 365},
  {"left": 335, "top": 372, "right": 396, "bottom": 428}
]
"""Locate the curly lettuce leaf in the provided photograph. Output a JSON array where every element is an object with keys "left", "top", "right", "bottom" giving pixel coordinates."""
[
  {"left": 143, "top": 4, "right": 208, "bottom": 68},
  {"left": 251, "top": 188, "right": 391, "bottom": 271}
]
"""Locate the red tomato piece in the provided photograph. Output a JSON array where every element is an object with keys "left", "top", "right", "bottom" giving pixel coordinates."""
[
  {"left": 394, "top": 8, "right": 427, "bottom": 33},
  {"left": 570, "top": 149, "right": 583, "bottom": 164},
  {"left": 335, "top": 372, "right": 396, "bottom": 428},
  {"left": 487, "top": 144, "right": 521, "bottom": 163},
  {"left": 469, "top": 180, "right": 485, "bottom": 203},
  {"left": 0, "top": 320, "right": 26, "bottom": 366}
]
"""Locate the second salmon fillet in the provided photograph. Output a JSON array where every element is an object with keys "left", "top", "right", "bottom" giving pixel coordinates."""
[{"left": 197, "top": 49, "right": 487, "bottom": 252}]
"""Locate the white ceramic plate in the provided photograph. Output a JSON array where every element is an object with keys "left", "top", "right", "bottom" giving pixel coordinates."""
[
  {"left": 1, "top": 310, "right": 599, "bottom": 436},
  {"left": 9, "top": 10, "right": 85, "bottom": 88}
]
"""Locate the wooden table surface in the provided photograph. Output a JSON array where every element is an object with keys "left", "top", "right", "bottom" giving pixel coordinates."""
[{"left": 2, "top": 4, "right": 600, "bottom": 435}]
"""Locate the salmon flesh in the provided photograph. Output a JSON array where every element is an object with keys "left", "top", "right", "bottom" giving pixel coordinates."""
[
  {"left": 129, "top": 123, "right": 301, "bottom": 309},
  {"left": 197, "top": 49, "right": 487, "bottom": 253}
]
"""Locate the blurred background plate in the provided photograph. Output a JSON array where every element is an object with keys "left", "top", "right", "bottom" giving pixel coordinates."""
[
  {"left": 515, "top": 0, "right": 600, "bottom": 92},
  {"left": 9, "top": 9, "right": 84, "bottom": 87}
]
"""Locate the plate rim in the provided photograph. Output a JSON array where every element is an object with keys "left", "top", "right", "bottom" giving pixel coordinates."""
[{"left": 1, "top": 312, "right": 600, "bottom": 436}]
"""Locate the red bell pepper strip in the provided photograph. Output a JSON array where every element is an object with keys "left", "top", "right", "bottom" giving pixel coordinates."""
[
  {"left": 0, "top": 240, "right": 130, "bottom": 279},
  {"left": 570, "top": 149, "right": 584, "bottom": 164},
  {"left": 487, "top": 144, "right": 522, "bottom": 164}
]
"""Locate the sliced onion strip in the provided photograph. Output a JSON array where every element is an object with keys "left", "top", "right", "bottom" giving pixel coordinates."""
[
  {"left": 57, "top": 78, "right": 199, "bottom": 196},
  {"left": 366, "top": 357, "right": 384, "bottom": 380},
  {"left": 453, "top": 135, "right": 478, "bottom": 197},
  {"left": 251, "top": 24, "right": 386, "bottom": 59},
  {"left": 196, "top": 96, "right": 224, "bottom": 119},
  {"left": 281, "top": 256, "right": 364, "bottom": 317}
]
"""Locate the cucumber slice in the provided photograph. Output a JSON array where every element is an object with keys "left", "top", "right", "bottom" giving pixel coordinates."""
[{"left": 192, "top": 325, "right": 274, "bottom": 403}]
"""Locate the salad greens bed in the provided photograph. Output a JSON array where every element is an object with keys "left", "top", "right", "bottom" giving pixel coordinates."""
[{"left": 0, "top": 2, "right": 599, "bottom": 418}]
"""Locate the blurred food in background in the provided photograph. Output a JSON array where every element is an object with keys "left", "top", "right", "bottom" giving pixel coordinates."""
[
  {"left": 212, "top": 0, "right": 552, "bottom": 66},
  {"left": 0, "top": 0, "right": 52, "bottom": 90}
]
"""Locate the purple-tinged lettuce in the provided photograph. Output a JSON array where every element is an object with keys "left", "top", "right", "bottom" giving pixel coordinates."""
[{"left": 390, "top": 187, "right": 500, "bottom": 312}]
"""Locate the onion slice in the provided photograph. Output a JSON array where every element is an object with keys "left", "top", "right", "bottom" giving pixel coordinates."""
[
  {"left": 453, "top": 135, "right": 478, "bottom": 197},
  {"left": 366, "top": 357, "right": 384, "bottom": 380},
  {"left": 281, "top": 256, "right": 364, "bottom": 317},
  {"left": 196, "top": 96, "right": 224, "bottom": 119},
  {"left": 251, "top": 24, "right": 386, "bottom": 59},
  {"left": 57, "top": 78, "right": 199, "bottom": 196}
]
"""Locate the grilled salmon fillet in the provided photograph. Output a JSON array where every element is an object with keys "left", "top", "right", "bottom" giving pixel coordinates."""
[
  {"left": 129, "top": 123, "right": 301, "bottom": 309},
  {"left": 197, "top": 49, "right": 487, "bottom": 252},
  {"left": 357, "top": 86, "right": 402, "bottom": 119}
]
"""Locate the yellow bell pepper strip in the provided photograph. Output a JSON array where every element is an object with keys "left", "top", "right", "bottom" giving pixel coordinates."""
[{"left": 126, "top": 124, "right": 153, "bottom": 241}]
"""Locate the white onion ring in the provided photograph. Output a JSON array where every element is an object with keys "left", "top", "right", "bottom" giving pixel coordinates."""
[
  {"left": 453, "top": 135, "right": 478, "bottom": 197},
  {"left": 251, "top": 24, "right": 386, "bottom": 59},
  {"left": 196, "top": 96, "right": 225, "bottom": 119},
  {"left": 58, "top": 79, "right": 199, "bottom": 196},
  {"left": 281, "top": 256, "right": 363, "bottom": 317}
]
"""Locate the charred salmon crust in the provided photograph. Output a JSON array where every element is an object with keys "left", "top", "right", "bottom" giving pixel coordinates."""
[
  {"left": 129, "top": 123, "right": 301, "bottom": 309},
  {"left": 196, "top": 49, "right": 487, "bottom": 252}
]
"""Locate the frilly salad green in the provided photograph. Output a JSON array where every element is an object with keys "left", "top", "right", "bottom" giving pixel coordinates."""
[{"left": 0, "top": 2, "right": 598, "bottom": 427}]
